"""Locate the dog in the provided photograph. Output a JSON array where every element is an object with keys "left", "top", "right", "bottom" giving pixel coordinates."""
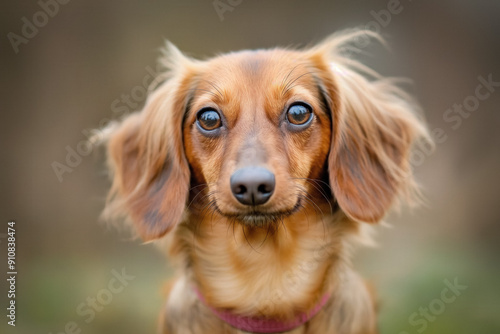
[{"left": 102, "top": 29, "right": 430, "bottom": 333}]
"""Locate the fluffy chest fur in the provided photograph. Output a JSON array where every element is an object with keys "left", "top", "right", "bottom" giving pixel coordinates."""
[
  {"left": 169, "top": 210, "right": 354, "bottom": 318},
  {"left": 162, "top": 212, "right": 378, "bottom": 334}
]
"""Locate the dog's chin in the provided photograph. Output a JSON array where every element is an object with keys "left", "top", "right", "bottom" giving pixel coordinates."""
[
  {"left": 215, "top": 199, "right": 303, "bottom": 228},
  {"left": 234, "top": 213, "right": 284, "bottom": 228}
]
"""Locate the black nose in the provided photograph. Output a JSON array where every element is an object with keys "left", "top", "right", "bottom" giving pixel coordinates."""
[{"left": 230, "top": 167, "right": 275, "bottom": 206}]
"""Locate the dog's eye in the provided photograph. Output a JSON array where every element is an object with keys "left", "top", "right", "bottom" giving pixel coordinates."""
[
  {"left": 197, "top": 109, "right": 222, "bottom": 131},
  {"left": 287, "top": 103, "right": 312, "bottom": 126}
]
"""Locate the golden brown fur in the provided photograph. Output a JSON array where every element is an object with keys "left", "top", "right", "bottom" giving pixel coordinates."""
[{"left": 102, "top": 30, "right": 430, "bottom": 334}]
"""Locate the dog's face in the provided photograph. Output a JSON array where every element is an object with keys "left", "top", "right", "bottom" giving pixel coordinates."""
[
  {"left": 183, "top": 50, "right": 332, "bottom": 226},
  {"left": 105, "top": 32, "right": 428, "bottom": 241}
]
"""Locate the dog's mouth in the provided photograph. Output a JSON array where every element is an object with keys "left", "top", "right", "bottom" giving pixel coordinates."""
[{"left": 213, "top": 198, "right": 303, "bottom": 227}]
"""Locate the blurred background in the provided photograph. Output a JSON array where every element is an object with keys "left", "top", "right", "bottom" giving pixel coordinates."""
[{"left": 1, "top": 0, "right": 499, "bottom": 333}]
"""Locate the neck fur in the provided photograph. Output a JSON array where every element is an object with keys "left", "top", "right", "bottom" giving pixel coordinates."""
[{"left": 168, "top": 209, "right": 362, "bottom": 319}]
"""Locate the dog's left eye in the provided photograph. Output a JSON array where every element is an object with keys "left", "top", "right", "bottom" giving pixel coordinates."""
[
  {"left": 286, "top": 103, "right": 313, "bottom": 126},
  {"left": 197, "top": 108, "right": 222, "bottom": 131}
]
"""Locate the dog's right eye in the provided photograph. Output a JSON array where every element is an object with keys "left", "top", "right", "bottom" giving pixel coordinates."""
[
  {"left": 285, "top": 102, "right": 313, "bottom": 131},
  {"left": 196, "top": 108, "right": 222, "bottom": 132}
]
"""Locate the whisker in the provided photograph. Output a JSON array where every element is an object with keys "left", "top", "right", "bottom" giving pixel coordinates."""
[
  {"left": 295, "top": 185, "right": 327, "bottom": 238},
  {"left": 189, "top": 189, "right": 219, "bottom": 211},
  {"left": 292, "top": 177, "right": 332, "bottom": 191},
  {"left": 281, "top": 64, "right": 301, "bottom": 96},
  {"left": 292, "top": 177, "right": 334, "bottom": 215},
  {"left": 186, "top": 184, "right": 210, "bottom": 210},
  {"left": 283, "top": 71, "right": 316, "bottom": 95},
  {"left": 242, "top": 226, "right": 262, "bottom": 255},
  {"left": 294, "top": 184, "right": 325, "bottom": 215},
  {"left": 257, "top": 224, "right": 272, "bottom": 249},
  {"left": 179, "top": 87, "right": 219, "bottom": 99},
  {"left": 200, "top": 79, "right": 224, "bottom": 101},
  {"left": 189, "top": 183, "right": 216, "bottom": 192}
]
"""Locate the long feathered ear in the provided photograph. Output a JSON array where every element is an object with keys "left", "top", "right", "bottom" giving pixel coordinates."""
[
  {"left": 309, "top": 30, "right": 432, "bottom": 223},
  {"left": 103, "top": 43, "right": 198, "bottom": 241}
]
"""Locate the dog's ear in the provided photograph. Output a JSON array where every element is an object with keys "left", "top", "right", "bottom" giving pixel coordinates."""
[
  {"left": 309, "top": 30, "right": 431, "bottom": 223},
  {"left": 103, "top": 43, "right": 197, "bottom": 241}
]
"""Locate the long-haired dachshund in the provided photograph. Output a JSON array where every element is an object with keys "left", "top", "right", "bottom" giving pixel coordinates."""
[{"left": 102, "top": 30, "right": 430, "bottom": 333}]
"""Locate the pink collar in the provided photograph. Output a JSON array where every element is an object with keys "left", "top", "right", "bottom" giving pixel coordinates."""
[{"left": 194, "top": 287, "right": 331, "bottom": 333}]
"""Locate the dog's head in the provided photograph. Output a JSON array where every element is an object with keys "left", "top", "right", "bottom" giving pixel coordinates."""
[{"left": 104, "top": 30, "right": 429, "bottom": 241}]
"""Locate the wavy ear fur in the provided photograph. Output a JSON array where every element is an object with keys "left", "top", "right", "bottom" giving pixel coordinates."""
[
  {"left": 103, "top": 43, "right": 197, "bottom": 241},
  {"left": 310, "top": 30, "right": 432, "bottom": 223}
]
